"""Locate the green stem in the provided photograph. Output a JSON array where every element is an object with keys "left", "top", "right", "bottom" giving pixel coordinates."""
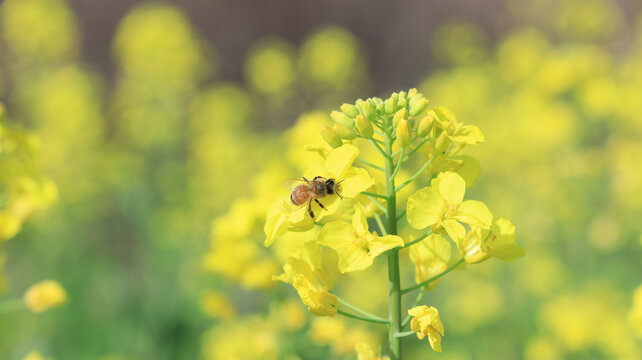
[
  {"left": 337, "top": 309, "right": 390, "bottom": 325},
  {"left": 369, "top": 139, "right": 390, "bottom": 160},
  {"left": 401, "top": 287, "right": 426, "bottom": 328},
  {"left": 373, "top": 212, "right": 387, "bottom": 236},
  {"left": 336, "top": 296, "right": 388, "bottom": 322},
  {"left": 361, "top": 191, "right": 388, "bottom": 200},
  {"left": 394, "top": 331, "right": 417, "bottom": 338},
  {"left": 365, "top": 195, "right": 387, "bottom": 213},
  {"left": 396, "top": 209, "right": 407, "bottom": 222},
  {"left": 402, "top": 137, "right": 430, "bottom": 162},
  {"left": 355, "top": 157, "right": 385, "bottom": 172},
  {"left": 401, "top": 258, "right": 465, "bottom": 295},
  {"left": 391, "top": 148, "right": 405, "bottom": 180},
  {"left": 384, "top": 132, "right": 402, "bottom": 360},
  {"left": 402, "top": 229, "right": 432, "bottom": 249},
  {"left": 395, "top": 154, "right": 437, "bottom": 192}
]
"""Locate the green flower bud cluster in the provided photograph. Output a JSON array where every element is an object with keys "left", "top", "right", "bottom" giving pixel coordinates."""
[{"left": 321, "top": 88, "right": 434, "bottom": 149}]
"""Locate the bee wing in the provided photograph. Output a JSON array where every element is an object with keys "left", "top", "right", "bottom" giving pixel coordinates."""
[{"left": 282, "top": 178, "right": 308, "bottom": 190}]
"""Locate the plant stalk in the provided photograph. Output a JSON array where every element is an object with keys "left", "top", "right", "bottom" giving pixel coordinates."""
[{"left": 384, "top": 132, "right": 402, "bottom": 360}]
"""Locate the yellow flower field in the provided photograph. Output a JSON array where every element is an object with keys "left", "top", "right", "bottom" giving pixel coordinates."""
[{"left": 0, "top": 0, "right": 641, "bottom": 359}]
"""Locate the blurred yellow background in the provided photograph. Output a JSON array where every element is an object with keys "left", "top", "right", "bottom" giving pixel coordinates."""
[{"left": 0, "top": 0, "right": 641, "bottom": 359}]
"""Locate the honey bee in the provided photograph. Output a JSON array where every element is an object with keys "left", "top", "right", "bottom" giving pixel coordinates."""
[{"left": 286, "top": 176, "right": 343, "bottom": 219}]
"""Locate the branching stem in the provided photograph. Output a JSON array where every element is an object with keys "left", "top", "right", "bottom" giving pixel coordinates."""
[
  {"left": 361, "top": 191, "right": 388, "bottom": 200},
  {"left": 336, "top": 296, "right": 388, "bottom": 322},
  {"left": 373, "top": 212, "right": 387, "bottom": 236},
  {"left": 395, "top": 154, "right": 437, "bottom": 192},
  {"left": 384, "top": 129, "right": 402, "bottom": 360},
  {"left": 355, "top": 157, "right": 385, "bottom": 172},
  {"left": 401, "top": 258, "right": 465, "bottom": 295},
  {"left": 338, "top": 309, "right": 390, "bottom": 325},
  {"left": 402, "top": 230, "right": 432, "bottom": 249}
]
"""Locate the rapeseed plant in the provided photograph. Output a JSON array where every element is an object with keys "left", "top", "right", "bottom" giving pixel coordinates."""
[{"left": 265, "top": 90, "right": 524, "bottom": 359}]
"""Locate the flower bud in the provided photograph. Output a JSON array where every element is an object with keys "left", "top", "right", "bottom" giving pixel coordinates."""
[
  {"left": 409, "top": 99, "right": 429, "bottom": 116},
  {"left": 396, "top": 119, "right": 412, "bottom": 147},
  {"left": 355, "top": 114, "right": 374, "bottom": 138},
  {"left": 407, "top": 88, "right": 418, "bottom": 98},
  {"left": 397, "top": 97, "right": 408, "bottom": 109},
  {"left": 376, "top": 102, "right": 385, "bottom": 114},
  {"left": 434, "top": 131, "right": 449, "bottom": 152},
  {"left": 330, "top": 111, "right": 353, "bottom": 127},
  {"left": 385, "top": 94, "right": 398, "bottom": 114},
  {"left": 333, "top": 123, "right": 357, "bottom": 140},
  {"left": 320, "top": 125, "right": 343, "bottom": 148},
  {"left": 340, "top": 103, "right": 360, "bottom": 118},
  {"left": 417, "top": 114, "right": 434, "bottom": 137},
  {"left": 392, "top": 108, "right": 408, "bottom": 127},
  {"left": 409, "top": 92, "right": 425, "bottom": 104},
  {"left": 358, "top": 100, "right": 376, "bottom": 120},
  {"left": 398, "top": 91, "right": 407, "bottom": 100}
]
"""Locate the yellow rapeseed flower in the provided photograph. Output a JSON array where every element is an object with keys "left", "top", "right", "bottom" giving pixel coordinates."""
[
  {"left": 460, "top": 218, "right": 525, "bottom": 264},
  {"left": 317, "top": 207, "right": 404, "bottom": 273},
  {"left": 432, "top": 106, "right": 484, "bottom": 147},
  {"left": 264, "top": 143, "right": 374, "bottom": 246},
  {"left": 407, "top": 171, "right": 492, "bottom": 244},
  {"left": 23, "top": 280, "right": 67, "bottom": 313},
  {"left": 408, "top": 305, "right": 445, "bottom": 352},
  {"left": 274, "top": 243, "right": 338, "bottom": 316}
]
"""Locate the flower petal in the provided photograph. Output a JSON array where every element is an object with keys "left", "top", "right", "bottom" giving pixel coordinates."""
[
  {"left": 317, "top": 221, "right": 372, "bottom": 273},
  {"left": 442, "top": 219, "right": 466, "bottom": 244},
  {"left": 292, "top": 275, "right": 338, "bottom": 316},
  {"left": 325, "top": 143, "right": 359, "bottom": 179},
  {"left": 336, "top": 245, "right": 373, "bottom": 273},
  {"left": 303, "top": 162, "right": 328, "bottom": 180},
  {"left": 352, "top": 207, "right": 368, "bottom": 234},
  {"left": 489, "top": 218, "right": 525, "bottom": 260},
  {"left": 456, "top": 200, "right": 493, "bottom": 228},
  {"left": 453, "top": 155, "right": 481, "bottom": 188},
  {"left": 407, "top": 187, "right": 445, "bottom": 229},
  {"left": 436, "top": 172, "right": 466, "bottom": 204},
  {"left": 427, "top": 328, "right": 442, "bottom": 352},
  {"left": 264, "top": 199, "right": 290, "bottom": 246},
  {"left": 286, "top": 204, "right": 315, "bottom": 230},
  {"left": 367, "top": 235, "right": 404, "bottom": 258},
  {"left": 317, "top": 221, "right": 353, "bottom": 250},
  {"left": 450, "top": 125, "right": 484, "bottom": 145},
  {"left": 408, "top": 234, "right": 451, "bottom": 290},
  {"left": 340, "top": 167, "right": 375, "bottom": 198}
]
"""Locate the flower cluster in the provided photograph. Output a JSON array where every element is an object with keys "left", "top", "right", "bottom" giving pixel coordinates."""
[{"left": 264, "top": 89, "right": 524, "bottom": 358}]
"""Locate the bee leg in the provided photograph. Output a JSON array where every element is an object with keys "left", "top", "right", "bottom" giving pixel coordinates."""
[
  {"left": 314, "top": 199, "right": 327, "bottom": 211},
  {"left": 307, "top": 200, "right": 315, "bottom": 219}
]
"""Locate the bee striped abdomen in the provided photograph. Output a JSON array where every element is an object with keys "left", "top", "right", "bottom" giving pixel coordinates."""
[{"left": 290, "top": 185, "right": 311, "bottom": 205}]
